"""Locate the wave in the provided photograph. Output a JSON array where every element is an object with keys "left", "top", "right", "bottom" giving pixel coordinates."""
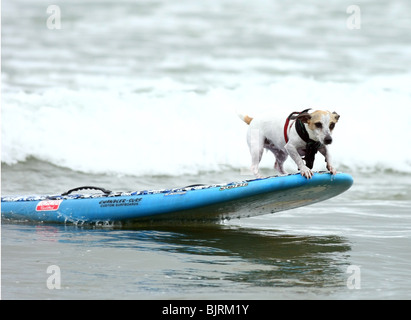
[{"left": 2, "top": 76, "right": 411, "bottom": 176}]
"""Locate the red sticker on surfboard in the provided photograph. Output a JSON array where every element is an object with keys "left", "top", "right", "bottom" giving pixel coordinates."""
[{"left": 36, "top": 200, "right": 63, "bottom": 211}]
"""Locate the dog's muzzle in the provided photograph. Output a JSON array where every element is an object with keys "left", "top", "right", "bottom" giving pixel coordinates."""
[{"left": 324, "top": 136, "right": 333, "bottom": 145}]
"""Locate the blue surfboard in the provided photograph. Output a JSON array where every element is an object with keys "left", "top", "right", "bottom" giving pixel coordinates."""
[{"left": 1, "top": 172, "right": 353, "bottom": 224}]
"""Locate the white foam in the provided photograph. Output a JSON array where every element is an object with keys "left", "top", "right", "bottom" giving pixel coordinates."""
[{"left": 2, "top": 76, "right": 411, "bottom": 176}]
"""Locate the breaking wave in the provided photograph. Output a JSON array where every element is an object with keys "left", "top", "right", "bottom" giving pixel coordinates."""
[{"left": 2, "top": 76, "right": 411, "bottom": 176}]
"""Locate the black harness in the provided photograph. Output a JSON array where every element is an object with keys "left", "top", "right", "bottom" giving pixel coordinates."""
[{"left": 284, "top": 108, "right": 323, "bottom": 169}]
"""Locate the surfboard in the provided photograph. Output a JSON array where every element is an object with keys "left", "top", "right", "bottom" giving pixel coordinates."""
[{"left": 1, "top": 172, "right": 353, "bottom": 224}]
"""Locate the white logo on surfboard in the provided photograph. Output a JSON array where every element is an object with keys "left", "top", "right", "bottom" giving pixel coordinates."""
[{"left": 36, "top": 200, "right": 63, "bottom": 211}]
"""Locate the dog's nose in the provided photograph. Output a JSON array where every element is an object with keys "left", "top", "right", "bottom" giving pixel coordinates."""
[{"left": 324, "top": 136, "right": 332, "bottom": 145}]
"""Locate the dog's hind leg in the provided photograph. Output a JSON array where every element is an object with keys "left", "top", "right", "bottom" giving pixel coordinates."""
[
  {"left": 250, "top": 149, "right": 264, "bottom": 178},
  {"left": 263, "top": 139, "right": 289, "bottom": 176},
  {"left": 247, "top": 128, "right": 264, "bottom": 178},
  {"left": 271, "top": 148, "right": 289, "bottom": 175},
  {"left": 274, "top": 160, "right": 287, "bottom": 175}
]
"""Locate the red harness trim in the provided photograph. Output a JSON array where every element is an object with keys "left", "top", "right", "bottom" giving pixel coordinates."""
[
  {"left": 284, "top": 111, "right": 299, "bottom": 143},
  {"left": 284, "top": 118, "right": 291, "bottom": 143}
]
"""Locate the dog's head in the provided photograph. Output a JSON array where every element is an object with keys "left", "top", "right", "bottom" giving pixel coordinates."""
[{"left": 297, "top": 110, "right": 340, "bottom": 145}]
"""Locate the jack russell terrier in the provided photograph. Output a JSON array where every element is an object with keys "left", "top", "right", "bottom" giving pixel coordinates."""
[{"left": 239, "top": 108, "right": 340, "bottom": 179}]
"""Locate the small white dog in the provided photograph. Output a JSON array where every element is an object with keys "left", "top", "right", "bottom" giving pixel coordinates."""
[{"left": 239, "top": 108, "right": 340, "bottom": 179}]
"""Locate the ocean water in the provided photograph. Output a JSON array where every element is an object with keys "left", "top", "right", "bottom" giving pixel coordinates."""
[{"left": 1, "top": 0, "right": 411, "bottom": 300}]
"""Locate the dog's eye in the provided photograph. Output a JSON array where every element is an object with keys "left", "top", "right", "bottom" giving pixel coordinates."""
[
  {"left": 315, "top": 122, "right": 322, "bottom": 129},
  {"left": 329, "top": 123, "right": 335, "bottom": 130}
]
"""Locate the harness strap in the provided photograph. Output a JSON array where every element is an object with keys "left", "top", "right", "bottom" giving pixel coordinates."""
[
  {"left": 295, "top": 119, "right": 323, "bottom": 169},
  {"left": 283, "top": 108, "right": 311, "bottom": 143},
  {"left": 283, "top": 108, "right": 323, "bottom": 169}
]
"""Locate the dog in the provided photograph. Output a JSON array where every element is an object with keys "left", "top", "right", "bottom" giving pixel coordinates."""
[{"left": 239, "top": 109, "right": 340, "bottom": 179}]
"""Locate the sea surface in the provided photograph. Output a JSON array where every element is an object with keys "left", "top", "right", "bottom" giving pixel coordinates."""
[{"left": 1, "top": 0, "right": 411, "bottom": 300}]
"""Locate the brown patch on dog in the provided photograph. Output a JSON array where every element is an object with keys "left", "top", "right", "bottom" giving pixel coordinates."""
[
  {"left": 243, "top": 115, "right": 253, "bottom": 125},
  {"left": 332, "top": 111, "right": 340, "bottom": 121},
  {"left": 305, "top": 110, "right": 340, "bottom": 131},
  {"left": 297, "top": 112, "right": 312, "bottom": 124},
  {"left": 329, "top": 112, "right": 340, "bottom": 131}
]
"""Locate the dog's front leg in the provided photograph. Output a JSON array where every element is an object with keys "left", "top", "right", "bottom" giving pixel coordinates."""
[
  {"left": 319, "top": 146, "right": 337, "bottom": 175},
  {"left": 285, "top": 143, "right": 313, "bottom": 179}
]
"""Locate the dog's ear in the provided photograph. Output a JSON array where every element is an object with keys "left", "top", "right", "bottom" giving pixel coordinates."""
[
  {"left": 332, "top": 111, "right": 340, "bottom": 121},
  {"left": 297, "top": 112, "right": 311, "bottom": 123}
]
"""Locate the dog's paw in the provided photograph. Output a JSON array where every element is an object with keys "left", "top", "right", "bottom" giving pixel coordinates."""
[
  {"left": 327, "top": 164, "right": 337, "bottom": 175},
  {"left": 300, "top": 166, "right": 313, "bottom": 179}
]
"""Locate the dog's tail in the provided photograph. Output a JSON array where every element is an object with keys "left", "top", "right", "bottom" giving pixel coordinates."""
[{"left": 238, "top": 113, "right": 253, "bottom": 125}]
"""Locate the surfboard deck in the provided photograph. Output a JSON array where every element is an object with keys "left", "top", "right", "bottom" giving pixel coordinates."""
[{"left": 1, "top": 172, "right": 353, "bottom": 224}]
